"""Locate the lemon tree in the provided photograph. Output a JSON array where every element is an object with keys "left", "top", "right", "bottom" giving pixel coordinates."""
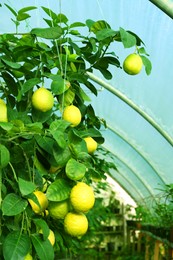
[{"left": 0, "top": 4, "right": 151, "bottom": 260}]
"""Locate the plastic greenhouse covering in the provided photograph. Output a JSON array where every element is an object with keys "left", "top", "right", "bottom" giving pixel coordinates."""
[{"left": 0, "top": 0, "right": 173, "bottom": 204}]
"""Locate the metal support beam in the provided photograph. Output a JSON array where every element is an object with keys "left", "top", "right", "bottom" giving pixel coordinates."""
[
  {"left": 149, "top": 0, "right": 173, "bottom": 19},
  {"left": 86, "top": 71, "right": 173, "bottom": 147}
]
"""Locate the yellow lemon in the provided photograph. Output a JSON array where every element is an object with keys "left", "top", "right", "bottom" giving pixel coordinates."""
[
  {"left": 123, "top": 53, "right": 143, "bottom": 75},
  {"left": 32, "top": 87, "right": 54, "bottom": 112},
  {"left": 39, "top": 229, "right": 55, "bottom": 246},
  {"left": 48, "top": 200, "right": 69, "bottom": 219},
  {"left": 28, "top": 191, "right": 48, "bottom": 214},
  {"left": 84, "top": 137, "right": 98, "bottom": 154},
  {"left": 64, "top": 212, "right": 88, "bottom": 237},
  {"left": 70, "top": 182, "right": 95, "bottom": 213},
  {"left": 0, "top": 99, "right": 8, "bottom": 122},
  {"left": 62, "top": 105, "right": 81, "bottom": 127},
  {"left": 24, "top": 253, "right": 33, "bottom": 260}
]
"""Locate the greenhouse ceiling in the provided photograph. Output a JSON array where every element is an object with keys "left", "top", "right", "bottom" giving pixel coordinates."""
[{"left": 1, "top": 0, "right": 173, "bottom": 204}]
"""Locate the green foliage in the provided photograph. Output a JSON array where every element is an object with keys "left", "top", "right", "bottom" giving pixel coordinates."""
[{"left": 0, "top": 4, "right": 151, "bottom": 259}]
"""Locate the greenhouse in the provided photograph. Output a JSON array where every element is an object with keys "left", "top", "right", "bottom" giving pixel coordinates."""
[{"left": 0, "top": 0, "right": 173, "bottom": 259}]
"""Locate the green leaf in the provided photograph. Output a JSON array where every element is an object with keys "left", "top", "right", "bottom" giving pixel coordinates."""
[
  {"left": 33, "top": 219, "right": 50, "bottom": 240},
  {"left": 18, "top": 6, "right": 37, "bottom": 14},
  {"left": 2, "top": 193, "right": 28, "bottom": 216},
  {"left": 25, "top": 122, "right": 43, "bottom": 133},
  {"left": 70, "top": 22, "right": 86, "bottom": 28},
  {"left": 0, "top": 122, "right": 13, "bottom": 131},
  {"left": 90, "top": 20, "right": 111, "bottom": 33},
  {"left": 31, "top": 26, "right": 62, "bottom": 39},
  {"left": 34, "top": 154, "right": 48, "bottom": 175},
  {"left": 4, "top": 4, "right": 17, "bottom": 17},
  {"left": 53, "top": 143, "right": 71, "bottom": 166},
  {"left": 51, "top": 130, "right": 66, "bottom": 149},
  {"left": 86, "top": 19, "right": 95, "bottom": 30},
  {"left": 57, "top": 13, "right": 68, "bottom": 24},
  {"left": 3, "top": 231, "right": 30, "bottom": 260},
  {"left": 32, "top": 108, "right": 52, "bottom": 123},
  {"left": 49, "top": 119, "right": 70, "bottom": 132},
  {"left": 46, "top": 178, "right": 71, "bottom": 201},
  {"left": 98, "top": 68, "right": 112, "bottom": 80},
  {"left": 0, "top": 144, "right": 10, "bottom": 168},
  {"left": 59, "top": 87, "right": 75, "bottom": 106},
  {"left": 17, "top": 13, "right": 30, "bottom": 21},
  {"left": 1, "top": 58, "right": 21, "bottom": 69},
  {"left": 1, "top": 71, "right": 18, "bottom": 96},
  {"left": 66, "top": 158, "right": 86, "bottom": 180},
  {"left": 41, "top": 6, "right": 58, "bottom": 20},
  {"left": 35, "top": 135, "right": 54, "bottom": 154},
  {"left": 141, "top": 55, "right": 152, "bottom": 75},
  {"left": 18, "top": 178, "right": 36, "bottom": 196},
  {"left": 31, "top": 234, "right": 54, "bottom": 260},
  {"left": 96, "top": 28, "right": 116, "bottom": 41},
  {"left": 51, "top": 75, "right": 68, "bottom": 95},
  {"left": 22, "top": 78, "right": 41, "bottom": 95},
  {"left": 119, "top": 27, "right": 136, "bottom": 48}
]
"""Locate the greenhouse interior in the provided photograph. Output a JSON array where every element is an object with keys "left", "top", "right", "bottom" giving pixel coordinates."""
[{"left": 0, "top": 0, "right": 173, "bottom": 259}]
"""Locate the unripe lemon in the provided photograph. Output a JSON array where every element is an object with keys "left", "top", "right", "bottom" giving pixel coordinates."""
[
  {"left": 28, "top": 191, "right": 48, "bottom": 214},
  {"left": 62, "top": 105, "right": 81, "bottom": 127},
  {"left": 123, "top": 53, "right": 143, "bottom": 75},
  {"left": 64, "top": 212, "right": 88, "bottom": 237},
  {"left": 24, "top": 253, "right": 33, "bottom": 260},
  {"left": 84, "top": 137, "right": 98, "bottom": 154},
  {"left": 48, "top": 200, "right": 70, "bottom": 219},
  {"left": 39, "top": 229, "right": 55, "bottom": 246},
  {"left": 32, "top": 87, "right": 54, "bottom": 112},
  {"left": 70, "top": 182, "right": 95, "bottom": 213},
  {"left": 49, "top": 165, "right": 62, "bottom": 174},
  {"left": 0, "top": 99, "right": 8, "bottom": 122}
]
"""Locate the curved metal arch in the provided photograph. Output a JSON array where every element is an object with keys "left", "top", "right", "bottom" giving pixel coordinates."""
[
  {"left": 106, "top": 123, "right": 166, "bottom": 184},
  {"left": 87, "top": 72, "right": 173, "bottom": 147},
  {"left": 102, "top": 144, "right": 157, "bottom": 199},
  {"left": 149, "top": 0, "right": 173, "bottom": 19},
  {"left": 108, "top": 167, "right": 144, "bottom": 203}
]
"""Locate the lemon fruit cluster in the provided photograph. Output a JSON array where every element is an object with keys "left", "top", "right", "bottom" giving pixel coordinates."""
[
  {"left": 48, "top": 200, "right": 70, "bottom": 220},
  {"left": 31, "top": 87, "right": 54, "bottom": 112},
  {"left": 62, "top": 105, "right": 81, "bottom": 127},
  {"left": 0, "top": 99, "right": 8, "bottom": 122},
  {"left": 64, "top": 182, "right": 95, "bottom": 237},
  {"left": 28, "top": 191, "right": 48, "bottom": 214},
  {"left": 123, "top": 53, "right": 143, "bottom": 75},
  {"left": 84, "top": 136, "right": 98, "bottom": 154}
]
